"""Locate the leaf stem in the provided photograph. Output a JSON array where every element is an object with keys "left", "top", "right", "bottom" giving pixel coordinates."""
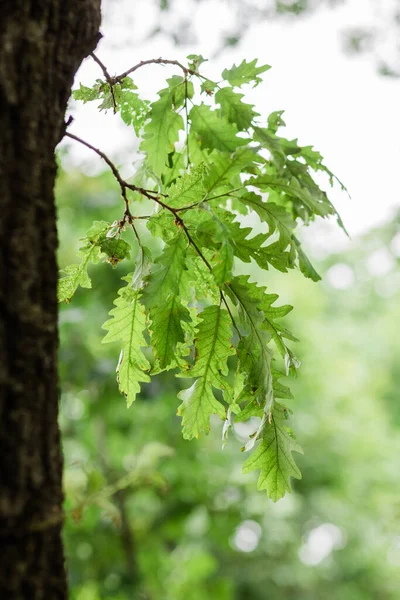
[
  {"left": 89, "top": 52, "right": 117, "bottom": 113},
  {"left": 184, "top": 74, "right": 190, "bottom": 169},
  {"left": 65, "top": 131, "right": 163, "bottom": 209},
  {"left": 220, "top": 291, "right": 242, "bottom": 340},
  {"left": 174, "top": 187, "right": 245, "bottom": 212}
]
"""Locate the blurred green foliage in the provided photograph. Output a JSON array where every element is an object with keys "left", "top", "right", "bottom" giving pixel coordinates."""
[{"left": 57, "top": 167, "right": 400, "bottom": 599}]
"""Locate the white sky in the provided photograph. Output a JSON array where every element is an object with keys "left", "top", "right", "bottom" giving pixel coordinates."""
[{"left": 62, "top": 0, "right": 400, "bottom": 245}]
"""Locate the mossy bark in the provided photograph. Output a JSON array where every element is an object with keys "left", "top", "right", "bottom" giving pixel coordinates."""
[{"left": 0, "top": 2, "right": 101, "bottom": 597}]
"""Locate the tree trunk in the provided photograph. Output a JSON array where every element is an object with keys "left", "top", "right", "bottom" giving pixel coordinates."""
[{"left": 0, "top": 2, "right": 101, "bottom": 597}]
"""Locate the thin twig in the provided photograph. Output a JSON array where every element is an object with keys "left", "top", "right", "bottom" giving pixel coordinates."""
[
  {"left": 131, "top": 222, "right": 142, "bottom": 246},
  {"left": 65, "top": 132, "right": 125, "bottom": 188},
  {"left": 90, "top": 51, "right": 112, "bottom": 79},
  {"left": 65, "top": 132, "right": 240, "bottom": 337},
  {"left": 179, "top": 220, "right": 212, "bottom": 271},
  {"left": 174, "top": 187, "right": 245, "bottom": 212},
  {"left": 111, "top": 58, "right": 208, "bottom": 85},
  {"left": 65, "top": 132, "right": 159, "bottom": 208},
  {"left": 65, "top": 132, "right": 133, "bottom": 226}
]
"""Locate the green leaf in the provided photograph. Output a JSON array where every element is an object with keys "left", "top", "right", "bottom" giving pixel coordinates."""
[
  {"left": 215, "top": 87, "right": 257, "bottom": 130},
  {"left": 149, "top": 296, "right": 191, "bottom": 370},
  {"left": 102, "top": 279, "right": 151, "bottom": 406},
  {"left": 141, "top": 232, "right": 190, "bottom": 370},
  {"left": 236, "top": 191, "right": 321, "bottom": 281},
  {"left": 72, "top": 81, "right": 102, "bottom": 103},
  {"left": 167, "top": 164, "right": 207, "bottom": 209},
  {"left": 234, "top": 367, "right": 293, "bottom": 424},
  {"left": 249, "top": 175, "right": 335, "bottom": 220},
  {"left": 58, "top": 221, "right": 111, "bottom": 302},
  {"left": 119, "top": 86, "right": 150, "bottom": 135},
  {"left": 242, "top": 403, "right": 303, "bottom": 501},
  {"left": 146, "top": 211, "right": 176, "bottom": 242},
  {"left": 272, "top": 368, "right": 294, "bottom": 401},
  {"left": 189, "top": 104, "right": 248, "bottom": 153},
  {"left": 203, "top": 149, "right": 258, "bottom": 196},
  {"left": 131, "top": 245, "right": 152, "bottom": 290},
  {"left": 195, "top": 209, "right": 290, "bottom": 275},
  {"left": 142, "top": 231, "right": 188, "bottom": 306},
  {"left": 222, "top": 59, "right": 270, "bottom": 88},
  {"left": 187, "top": 54, "right": 208, "bottom": 70},
  {"left": 292, "top": 236, "right": 321, "bottom": 282},
  {"left": 177, "top": 380, "right": 226, "bottom": 440},
  {"left": 140, "top": 90, "right": 184, "bottom": 177},
  {"left": 230, "top": 275, "right": 297, "bottom": 362},
  {"left": 258, "top": 291, "right": 298, "bottom": 358},
  {"left": 253, "top": 126, "right": 287, "bottom": 171},
  {"left": 85, "top": 220, "right": 111, "bottom": 243},
  {"left": 182, "top": 255, "right": 220, "bottom": 304},
  {"left": 163, "top": 75, "right": 194, "bottom": 109},
  {"left": 212, "top": 240, "right": 234, "bottom": 286},
  {"left": 57, "top": 245, "right": 98, "bottom": 303},
  {"left": 163, "top": 150, "right": 186, "bottom": 187},
  {"left": 239, "top": 194, "right": 296, "bottom": 250},
  {"left": 178, "top": 306, "right": 234, "bottom": 439},
  {"left": 200, "top": 79, "right": 217, "bottom": 95},
  {"left": 228, "top": 277, "right": 273, "bottom": 410},
  {"left": 100, "top": 238, "right": 131, "bottom": 266},
  {"left": 267, "top": 110, "right": 286, "bottom": 134}
]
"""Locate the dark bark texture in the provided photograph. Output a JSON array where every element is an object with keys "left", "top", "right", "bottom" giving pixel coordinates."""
[{"left": 0, "top": 1, "right": 101, "bottom": 597}]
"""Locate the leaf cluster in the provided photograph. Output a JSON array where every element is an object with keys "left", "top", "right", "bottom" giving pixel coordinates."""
[{"left": 61, "top": 56, "right": 345, "bottom": 500}]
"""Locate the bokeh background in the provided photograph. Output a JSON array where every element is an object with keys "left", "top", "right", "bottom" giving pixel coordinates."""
[{"left": 58, "top": 1, "right": 400, "bottom": 598}]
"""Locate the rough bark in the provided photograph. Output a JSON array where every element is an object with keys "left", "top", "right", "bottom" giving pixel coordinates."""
[{"left": 0, "top": 2, "right": 101, "bottom": 597}]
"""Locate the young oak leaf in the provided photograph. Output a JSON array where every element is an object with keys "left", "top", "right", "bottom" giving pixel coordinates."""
[
  {"left": 236, "top": 366, "right": 295, "bottom": 424},
  {"left": 248, "top": 174, "right": 335, "bottom": 220},
  {"left": 215, "top": 87, "right": 258, "bottom": 131},
  {"left": 189, "top": 104, "right": 249, "bottom": 153},
  {"left": 140, "top": 90, "right": 184, "bottom": 178},
  {"left": 141, "top": 232, "right": 191, "bottom": 370},
  {"left": 292, "top": 235, "right": 321, "bottom": 282},
  {"left": 203, "top": 209, "right": 291, "bottom": 274},
  {"left": 236, "top": 190, "right": 321, "bottom": 281},
  {"left": 230, "top": 275, "right": 298, "bottom": 366},
  {"left": 222, "top": 59, "right": 271, "bottom": 88},
  {"left": 227, "top": 276, "right": 296, "bottom": 416},
  {"left": 177, "top": 305, "right": 234, "bottom": 439},
  {"left": 231, "top": 289, "right": 275, "bottom": 452},
  {"left": 119, "top": 89, "right": 150, "bottom": 136},
  {"left": 227, "top": 277, "right": 274, "bottom": 411},
  {"left": 57, "top": 245, "right": 99, "bottom": 303},
  {"left": 167, "top": 164, "right": 207, "bottom": 209},
  {"left": 163, "top": 75, "right": 194, "bottom": 109},
  {"left": 203, "top": 148, "right": 261, "bottom": 196},
  {"left": 58, "top": 221, "right": 111, "bottom": 302},
  {"left": 242, "top": 403, "right": 303, "bottom": 501},
  {"left": 141, "top": 231, "right": 188, "bottom": 306},
  {"left": 212, "top": 240, "right": 234, "bottom": 286},
  {"left": 102, "top": 277, "right": 151, "bottom": 407},
  {"left": 100, "top": 238, "right": 131, "bottom": 267},
  {"left": 237, "top": 192, "right": 296, "bottom": 250},
  {"left": 150, "top": 297, "right": 191, "bottom": 370}
]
